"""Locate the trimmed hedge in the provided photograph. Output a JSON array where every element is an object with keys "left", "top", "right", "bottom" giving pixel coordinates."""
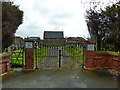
[
  {"left": 1, "top": 52, "right": 11, "bottom": 58},
  {"left": 96, "top": 51, "right": 120, "bottom": 56}
]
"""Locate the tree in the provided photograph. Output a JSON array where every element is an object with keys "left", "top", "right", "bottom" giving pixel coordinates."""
[
  {"left": 2, "top": 1, "right": 23, "bottom": 51},
  {"left": 102, "top": 1, "right": 120, "bottom": 51},
  {"left": 85, "top": 10, "right": 102, "bottom": 50},
  {"left": 85, "top": 1, "right": 120, "bottom": 51}
]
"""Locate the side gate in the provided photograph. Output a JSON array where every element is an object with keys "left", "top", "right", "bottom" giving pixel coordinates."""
[{"left": 10, "top": 49, "right": 24, "bottom": 68}]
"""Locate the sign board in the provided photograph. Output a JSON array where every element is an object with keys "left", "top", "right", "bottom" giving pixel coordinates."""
[
  {"left": 25, "top": 42, "right": 33, "bottom": 48},
  {"left": 87, "top": 44, "right": 95, "bottom": 50}
]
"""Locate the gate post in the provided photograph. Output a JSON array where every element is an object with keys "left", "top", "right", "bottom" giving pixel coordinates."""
[
  {"left": 84, "top": 41, "right": 96, "bottom": 70},
  {"left": 23, "top": 39, "right": 36, "bottom": 71}
]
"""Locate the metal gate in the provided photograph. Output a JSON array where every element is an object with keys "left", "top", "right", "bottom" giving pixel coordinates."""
[
  {"left": 10, "top": 49, "right": 24, "bottom": 67},
  {"left": 35, "top": 43, "right": 84, "bottom": 69},
  {"left": 61, "top": 44, "right": 84, "bottom": 68}
]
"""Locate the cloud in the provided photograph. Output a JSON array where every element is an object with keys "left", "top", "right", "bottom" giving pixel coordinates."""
[{"left": 14, "top": 0, "right": 91, "bottom": 39}]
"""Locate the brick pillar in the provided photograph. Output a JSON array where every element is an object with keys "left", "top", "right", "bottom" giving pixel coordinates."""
[
  {"left": 84, "top": 41, "right": 96, "bottom": 70},
  {"left": 84, "top": 51, "right": 95, "bottom": 68},
  {"left": 23, "top": 39, "right": 36, "bottom": 71},
  {"left": 24, "top": 50, "right": 36, "bottom": 71}
]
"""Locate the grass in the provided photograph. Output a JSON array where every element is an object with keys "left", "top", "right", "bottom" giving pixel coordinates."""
[
  {"left": 62, "top": 45, "right": 84, "bottom": 65},
  {"left": 96, "top": 51, "right": 120, "bottom": 56},
  {"left": 1, "top": 52, "right": 12, "bottom": 58}
]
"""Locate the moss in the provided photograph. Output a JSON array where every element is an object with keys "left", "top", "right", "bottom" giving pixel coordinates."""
[{"left": 96, "top": 51, "right": 120, "bottom": 56}]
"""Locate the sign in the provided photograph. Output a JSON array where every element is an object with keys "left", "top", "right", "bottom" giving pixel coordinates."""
[
  {"left": 25, "top": 42, "right": 33, "bottom": 48},
  {"left": 87, "top": 44, "right": 95, "bottom": 50}
]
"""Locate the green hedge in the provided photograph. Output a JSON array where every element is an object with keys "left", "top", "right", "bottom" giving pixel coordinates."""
[
  {"left": 1, "top": 52, "right": 11, "bottom": 58},
  {"left": 96, "top": 51, "right": 120, "bottom": 56}
]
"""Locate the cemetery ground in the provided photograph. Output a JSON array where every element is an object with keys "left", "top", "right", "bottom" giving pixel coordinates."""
[{"left": 1, "top": 46, "right": 120, "bottom": 88}]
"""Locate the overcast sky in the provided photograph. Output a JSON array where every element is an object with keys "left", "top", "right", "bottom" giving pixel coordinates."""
[{"left": 13, "top": 0, "right": 113, "bottom": 39}]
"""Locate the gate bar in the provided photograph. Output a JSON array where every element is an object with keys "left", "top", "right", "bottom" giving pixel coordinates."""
[{"left": 59, "top": 49, "right": 61, "bottom": 68}]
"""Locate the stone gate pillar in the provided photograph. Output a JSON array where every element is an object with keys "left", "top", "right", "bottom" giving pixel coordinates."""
[
  {"left": 24, "top": 39, "right": 36, "bottom": 71},
  {"left": 84, "top": 41, "right": 96, "bottom": 70}
]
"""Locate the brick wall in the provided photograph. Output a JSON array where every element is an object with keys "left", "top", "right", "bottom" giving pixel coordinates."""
[
  {"left": 0, "top": 56, "right": 11, "bottom": 74},
  {"left": 84, "top": 51, "right": 120, "bottom": 76}
]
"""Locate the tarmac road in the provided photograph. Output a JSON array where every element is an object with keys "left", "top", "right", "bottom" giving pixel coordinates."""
[{"left": 2, "top": 69, "right": 119, "bottom": 88}]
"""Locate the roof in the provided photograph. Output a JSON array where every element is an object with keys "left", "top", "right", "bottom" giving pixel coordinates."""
[
  {"left": 24, "top": 37, "right": 40, "bottom": 41},
  {"left": 66, "top": 37, "right": 86, "bottom": 41},
  {"left": 27, "top": 37, "right": 40, "bottom": 40},
  {"left": 44, "top": 31, "right": 64, "bottom": 39}
]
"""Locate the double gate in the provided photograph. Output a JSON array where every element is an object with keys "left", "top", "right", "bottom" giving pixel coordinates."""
[{"left": 36, "top": 44, "right": 84, "bottom": 69}]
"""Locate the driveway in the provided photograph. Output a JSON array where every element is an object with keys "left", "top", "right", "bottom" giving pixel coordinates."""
[{"left": 2, "top": 69, "right": 119, "bottom": 88}]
